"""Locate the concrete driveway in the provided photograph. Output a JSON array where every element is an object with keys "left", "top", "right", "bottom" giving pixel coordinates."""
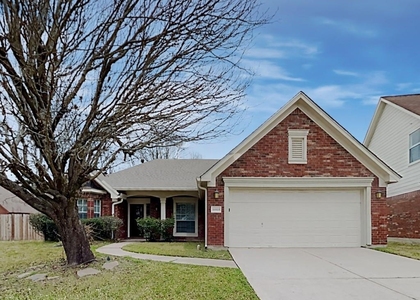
[{"left": 230, "top": 247, "right": 420, "bottom": 300}]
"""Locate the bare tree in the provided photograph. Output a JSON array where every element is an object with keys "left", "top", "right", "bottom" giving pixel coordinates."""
[
  {"left": 140, "top": 143, "right": 185, "bottom": 161},
  {"left": 187, "top": 151, "right": 203, "bottom": 159},
  {"left": 0, "top": 0, "right": 268, "bottom": 265}
]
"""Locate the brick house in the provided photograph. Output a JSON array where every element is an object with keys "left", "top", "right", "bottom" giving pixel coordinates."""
[
  {"left": 89, "top": 91, "right": 400, "bottom": 248},
  {"left": 364, "top": 94, "right": 420, "bottom": 240}
]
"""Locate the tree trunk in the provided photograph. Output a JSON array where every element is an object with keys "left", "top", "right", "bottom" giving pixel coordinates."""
[{"left": 54, "top": 205, "right": 95, "bottom": 265}]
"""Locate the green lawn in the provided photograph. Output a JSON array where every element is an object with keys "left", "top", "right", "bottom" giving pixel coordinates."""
[
  {"left": 0, "top": 241, "right": 256, "bottom": 300},
  {"left": 122, "top": 242, "right": 232, "bottom": 260},
  {"left": 375, "top": 241, "right": 420, "bottom": 260}
]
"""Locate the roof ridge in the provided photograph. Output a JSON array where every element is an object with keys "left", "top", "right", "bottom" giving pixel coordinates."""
[{"left": 383, "top": 93, "right": 420, "bottom": 98}]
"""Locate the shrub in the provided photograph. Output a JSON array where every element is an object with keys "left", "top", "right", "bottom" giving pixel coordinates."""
[
  {"left": 82, "top": 216, "right": 123, "bottom": 240},
  {"left": 99, "top": 216, "right": 124, "bottom": 239},
  {"left": 29, "top": 214, "right": 123, "bottom": 241},
  {"left": 29, "top": 214, "right": 59, "bottom": 241},
  {"left": 160, "top": 217, "right": 175, "bottom": 241},
  {"left": 136, "top": 217, "right": 174, "bottom": 242},
  {"left": 136, "top": 217, "right": 161, "bottom": 241}
]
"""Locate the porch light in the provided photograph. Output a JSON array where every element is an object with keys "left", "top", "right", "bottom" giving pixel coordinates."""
[
  {"left": 375, "top": 191, "right": 383, "bottom": 199},
  {"left": 214, "top": 190, "right": 219, "bottom": 199}
]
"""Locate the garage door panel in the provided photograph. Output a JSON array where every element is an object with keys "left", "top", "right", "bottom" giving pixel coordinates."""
[{"left": 228, "top": 189, "right": 362, "bottom": 248}]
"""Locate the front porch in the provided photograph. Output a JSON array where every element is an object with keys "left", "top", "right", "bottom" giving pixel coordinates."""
[{"left": 113, "top": 191, "right": 205, "bottom": 241}]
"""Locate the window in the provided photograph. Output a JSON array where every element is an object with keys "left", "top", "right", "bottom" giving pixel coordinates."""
[
  {"left": 288, "top": 129, "right": 309, "bottom": 164},
  {"left": 409, "top": 129, "right": 420, "bottom": 163},
  {"left": 174, "top": 199, "right": 197, "bottom": 236},
  {"left": 77, "top": 199, "right": 87, "bottom": 219},
  {"left": 94, "top": 200, "right": 101, "bottom": 218}
]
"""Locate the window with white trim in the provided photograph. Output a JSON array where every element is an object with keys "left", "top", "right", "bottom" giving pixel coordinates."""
[
  {"left": 173, "top": 198, "right": 198, "bottom": 237},
  {"left": 288, "top": 129, "right": 309, "bottom": 164},
  {"left": 409, "top": 128, "right": 420, "bottom": 163},
  {"left": 94, "top": 200, "right": 101, "bottom": 218},
  {"left": 77, "top": 199, "right": 88, "bottom": 219}
]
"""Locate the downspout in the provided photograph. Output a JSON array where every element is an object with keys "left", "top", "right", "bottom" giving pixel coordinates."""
[
  {"left": 197, "top": 177, "right": 208, "bottom": 249},
  {"left": 111, "top": 198, "right": 124, "bottom": 217},
  {"left": 111, "top": 193, "right": 126, "bottom": 239}
]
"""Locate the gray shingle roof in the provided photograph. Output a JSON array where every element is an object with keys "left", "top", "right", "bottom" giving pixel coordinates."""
[
  {"left": 383, "top": 94, "right": 420, "bottom": 116},
  {"left": 0, "top": 187, "right": 39, "bottom": 214},
  {"left": 104, "top": 159, "right": 218, "bottom": 190}
]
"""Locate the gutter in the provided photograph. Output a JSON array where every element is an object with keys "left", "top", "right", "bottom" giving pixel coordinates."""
[{"left": 196, "top": 177, "right": 208, "bottom": 249}]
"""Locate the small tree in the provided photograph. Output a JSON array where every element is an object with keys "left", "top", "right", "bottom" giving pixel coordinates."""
[{"left": 0, "top": 0, "right": 268, "bottom": 265}]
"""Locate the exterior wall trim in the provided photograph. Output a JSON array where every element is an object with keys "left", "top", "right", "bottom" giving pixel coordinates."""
[{"left": 223, "top": 177, "right": 374, "bottom": 188}]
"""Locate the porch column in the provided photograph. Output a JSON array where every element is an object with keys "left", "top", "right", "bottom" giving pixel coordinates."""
[{"left": 160, "top": 198, "right": 166, "bottom": 220}]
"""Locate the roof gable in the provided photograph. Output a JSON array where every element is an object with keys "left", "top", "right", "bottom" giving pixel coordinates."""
[
  {"left": 201, "top": 91, "right": 400, "bottom": 187},
  {"left": 364, "top": 96, "right": 420, "bottom": 147}
]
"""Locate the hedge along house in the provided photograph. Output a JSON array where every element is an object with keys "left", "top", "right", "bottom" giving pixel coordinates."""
[{"left": 89, "top": 92, "right": 400, "bottom": 247}]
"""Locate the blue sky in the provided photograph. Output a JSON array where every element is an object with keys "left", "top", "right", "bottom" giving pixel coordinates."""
[{"left": 187, "top": 0, "right": 420, "bottom": 159}]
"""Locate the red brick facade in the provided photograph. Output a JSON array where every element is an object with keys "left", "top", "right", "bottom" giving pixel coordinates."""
[
  {"left": 114, "top": 200, "right": 127, "bottom": 239},
  {"left": 387, "top": 190, "right": 420, "bottom": 239},
  {"left": 207, "top": 108, "right": 387, "bottom": 246},
  {"left": 80, "top": 193, "right": 112, "bottom": 219}
]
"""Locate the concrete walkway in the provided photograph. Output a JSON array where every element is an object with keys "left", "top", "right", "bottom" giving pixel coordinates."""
[{"left": 96, "top": 242, "right": 237, "bottom": 268}]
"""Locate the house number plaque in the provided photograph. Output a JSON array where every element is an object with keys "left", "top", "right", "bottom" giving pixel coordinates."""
[{"left": 211, "top": 206, "right": 222, "bottom": 213}]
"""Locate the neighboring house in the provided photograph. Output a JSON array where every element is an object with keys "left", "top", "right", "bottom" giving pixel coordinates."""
[
  {"left": 0, "top": 186, "right": 42, "bottom": 241},
  {"left": 364, "top": 94, "right": 420, "bottom": 239},
  {"left": 0, "top": 186, "right": 39, "bottom": 214},
  {"left": 90, "top": 91, "right": 400, "bottom": 248}
]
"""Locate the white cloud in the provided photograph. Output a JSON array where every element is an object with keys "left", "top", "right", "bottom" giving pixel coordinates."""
[
  {"left": 243, "top": 59, "right": 305, "bottom": 82},
  {"left": 364, "top": 71, "right": 388, "bottom": 85},
  {"left": 333, "top": 69, "right": 359, "bottom": 77},
  {"left": 305, "top": 85, "right": 358, "bottom": 107},
  {"left": 245, "top": 48, "right": 286, "bottom": 59},
  {"left": 251, "top": 35, "right": 320, "bottom": 59},
  {"left": 396, "top": 82, "right": 412, "bottom": 91},
  {"left": 318, "top": 17, "right": 378, "bottom": 38},
  {"left": 362, "top": 95, "right": 380, "bottom": 105},
  {"left": 245, "top": 70, "right": 390, "bottom": 114},
  {"left": 273, "top": 40, "right": 319, "bottom": 56}
]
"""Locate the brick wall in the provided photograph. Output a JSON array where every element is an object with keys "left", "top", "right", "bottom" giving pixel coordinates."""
[
  {"left": 114, "top": 200, "right": 127, "bottom": 239},
  {"left": 207, "top": 108, "right": 386, "bottom": 246},
  {"left": 387, "top": 190, "right": 420, "bottom": 239},
  {"left": 81, "top": 193, "right": 111, "bottom": 219}
]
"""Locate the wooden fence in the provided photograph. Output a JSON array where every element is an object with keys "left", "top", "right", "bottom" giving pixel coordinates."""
[{"left": 0, "top": 214, "right": 44, "bottom": 241}]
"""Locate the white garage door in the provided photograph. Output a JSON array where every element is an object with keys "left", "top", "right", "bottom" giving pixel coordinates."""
[{"left": 228, "top": 189, "right": 362, "bottom": 248}]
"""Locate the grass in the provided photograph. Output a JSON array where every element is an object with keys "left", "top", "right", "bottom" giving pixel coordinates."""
[
  {"left": 122, "top": 242, "right": 232, "bottom": 260},
  {"left": 0, "top": 241, "right": 256, "bottom": 300},
  {"left": 375, "top": 241, "right": 420, "bottom": 260}
]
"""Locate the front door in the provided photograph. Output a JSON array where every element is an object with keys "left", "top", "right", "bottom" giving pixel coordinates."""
[{"left": 130, "top": 204, "right": 144, "bottom": 237}]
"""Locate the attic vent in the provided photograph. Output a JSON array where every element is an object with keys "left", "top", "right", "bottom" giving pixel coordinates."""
[{"left": 288, "top": 130, "right": 309, "bottom": 164}]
